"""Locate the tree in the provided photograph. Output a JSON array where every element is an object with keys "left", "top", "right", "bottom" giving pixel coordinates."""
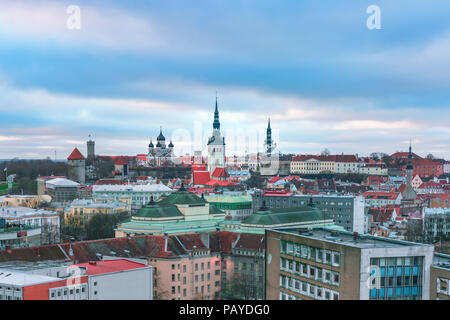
[
  {"left": 381, "top": 154, "right": 392, "bottom": 167},
  {"left": 85, "top": 211, "right": 130, "bottom": 240},
  {"left": 426, "top": 154, "right": 435, "bottom": 160},
  {"left": 321, "top": 148, "right": 331, "bottom": 156},
  {"left": 405, "top": 220, "right": 424, "bottom": 243}
]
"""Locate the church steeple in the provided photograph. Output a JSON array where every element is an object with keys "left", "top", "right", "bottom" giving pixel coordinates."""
[
  {"left": 265, "top": 117, "right": 272, "bottom": 155},
  {"left": 213, "top": 96, "right": 220, "bottom": 131},
  {"left": 406, "top": 141, "right": 413, "bottom": 170}
]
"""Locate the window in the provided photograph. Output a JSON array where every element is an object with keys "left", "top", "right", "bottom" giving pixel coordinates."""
[
  {"left": 172, "top": 287, "right": 176, "bottom": 294},
  {"left": 172, "top": 274, "right": 176, "bottom": 281},
  {"left": 183, "top": 265, "right": 186, "bottom": 272},
  {"left": 332, "top": 252, "right": 341, "bottom": 266},
  {"left": 325, "top": 251, "right": 331, "bottom": 264},
  {"left": 195, "top": 264, "right": 198, "bottom": 271},
  {"left": 333, "top": 273, "right": 340, "bottom": 286},
  {"left": 172, "top": 264, "right": 175, "bottom": 270},
  {"left": 183, "top": 288, "right": 186, "bottom": 297}
]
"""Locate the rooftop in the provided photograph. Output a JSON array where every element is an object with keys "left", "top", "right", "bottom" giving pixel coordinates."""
[
  {"left": 93, "top": 184, "right": 172, "bottom": 192},
  {"left": 70, "top": 259, "right": 148, "bottom": 275},
  {"left": 0, "top": 269, "right": 59, "bottom": 286},
  {"left": 45, "top": 178, "right": 80, "bottom": 188},
  {"left": 272, "top": 228, "right": 433, "bottom": 249}
]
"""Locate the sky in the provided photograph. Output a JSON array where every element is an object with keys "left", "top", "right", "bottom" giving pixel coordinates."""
[{"left": 0, "top": 0, "right": 449, "bottom": 159}]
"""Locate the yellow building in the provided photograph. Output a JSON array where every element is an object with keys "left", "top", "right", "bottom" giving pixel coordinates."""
[{"left": 64, "top": 198, "right": 130, "bottom": 225}]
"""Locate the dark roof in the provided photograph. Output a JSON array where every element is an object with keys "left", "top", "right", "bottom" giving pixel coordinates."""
[
  {"left": 133, "top": 204, "right": 183, "bottom": 218},
  {"left": 242, "top": 206, "right": 329, "bottom": 226},
  {"left": 157, "top": 190, "right": 207, "bottom": 205}
]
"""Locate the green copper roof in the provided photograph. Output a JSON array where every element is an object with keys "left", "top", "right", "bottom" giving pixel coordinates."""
[
  {"left": 242, "top": 206, "right": 330, "bottom": 226},
  {"left": 133, "top": 204, "right": 183, "bottom": 219},
  {"left": 158, "top": 190, "right": 207, "bottom": 205}
]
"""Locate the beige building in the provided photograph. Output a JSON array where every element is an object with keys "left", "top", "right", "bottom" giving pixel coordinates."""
[
  {"left": 64, "top": 198, "right": 130, "bottom": 225},
  {"left": 0, "top": 195, "right": 51, "bottom": 208},
  {"left": 290, "top": 155, "right": 359, "bottom": 175}
]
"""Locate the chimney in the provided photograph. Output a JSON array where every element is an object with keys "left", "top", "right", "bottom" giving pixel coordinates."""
[
  {"left": 163, "top": 233, "right": 169, "bottom": 252},
  {"left": 353, "top": 232, "right": 358, "bottom": 241}
]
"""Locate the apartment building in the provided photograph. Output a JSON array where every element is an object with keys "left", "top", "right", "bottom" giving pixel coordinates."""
[
  {"left": 253, "top": 192, "right": 366, "bottom": 233},
  {"left": 266, "top": 228, "right": 434, "bottom": 300}
]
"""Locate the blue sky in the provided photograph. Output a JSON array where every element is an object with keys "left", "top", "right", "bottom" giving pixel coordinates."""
[{"left": 0, "top": 0, "right": 449, "bottom": 159}]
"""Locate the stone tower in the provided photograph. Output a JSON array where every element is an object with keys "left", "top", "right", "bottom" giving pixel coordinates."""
[
  {"left": 67, "top": 147, "right": 86, "bottom": 184},
  {"left": 87, "top": 135, "right": 95, "bottom": 161}
]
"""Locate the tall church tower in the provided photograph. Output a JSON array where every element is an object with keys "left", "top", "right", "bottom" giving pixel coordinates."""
[
  {"left": 402, "top": 142, "right": 417, "bottom": 200},
  {"left": 264, "top": 118, "right": 272, "bottom": 156},
  {"left": 207, "top": 96, "right": 226, "bottom": 175}
]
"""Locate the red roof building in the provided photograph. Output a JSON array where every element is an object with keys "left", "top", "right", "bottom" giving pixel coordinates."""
[
  {"left": 193, "top": 171, "right": 211, "bottom": 185},
  {"left": 67, "top": 148, "right": 85, "bottom": 160},
  {"left": 115, "top": 156, "right": 128, "bottom": 165},
  {"left": 70, "top": 259, "right": 148, "bottom": 276},
  {"left": 211, "top": 167, "right": 229, "bottom": 179}
]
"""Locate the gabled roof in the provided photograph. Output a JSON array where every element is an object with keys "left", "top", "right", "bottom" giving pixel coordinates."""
[
  {"left": 211, "top": 167, "right": 229, "bottom": 178},
  {"left": 363, "top": 191, "right": 400, "bottom": 200},
  {"left": 115, "top": 156, "right": 128, "bottom": 165},
  {"left": 67, "top": 148, "right": 85, "bottom": 160},
  {"left": 193, "top": 171, "right": 210, "bottom": 185}
]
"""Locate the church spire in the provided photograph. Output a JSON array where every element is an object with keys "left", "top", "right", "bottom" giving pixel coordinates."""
[
  {"left": 213, "top": 95, "right": 220, "bottom": 130},
  {"left": 407, "top": 140, "right": 413, "bottom": 170}
]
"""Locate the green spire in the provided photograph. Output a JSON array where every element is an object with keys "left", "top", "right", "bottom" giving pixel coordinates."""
[{"left": 213, "top": 95, "right": 220, "bottom": 130}]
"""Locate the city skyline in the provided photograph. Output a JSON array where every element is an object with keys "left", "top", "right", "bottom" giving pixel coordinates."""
[{"left": 0, "top": 0, "right": 449, "bottom": 159}]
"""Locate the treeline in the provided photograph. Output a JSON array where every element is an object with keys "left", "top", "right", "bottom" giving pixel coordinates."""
[
  {"left": 61, "top": 211, "right": 130, "bottom": 242},
  {"left": 0, "top": 159, "right": 68, "bottom": 195},
  {"left": 0, "top": 159, "right": 68, "bottom": 181}
]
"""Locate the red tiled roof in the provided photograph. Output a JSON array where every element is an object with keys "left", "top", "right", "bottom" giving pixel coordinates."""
[
  {"left": 269, "top": 176, "right": 282, "bottom": 183},
  {"left": 193, "top": 171, "right": 210, "bottom": 185},
  {"left": 211, "top": 167, "right": 229, "bottom": 178},
  {"left": 67, "top": 148, "right": 85, "bottom": 160},
  {"left": 391, "top": 152, "right": 422, "bottom": 159},
  {"left": 70, "top": 259, "right": 147, "bottom": 275},
  {"left": 94, "top": 179, "right": 123, "bottom": 185},
  {"left": 115, "top": 156, "right": 128, "bottom": 165},
  {"left": 175, "top": 234, "right": 207, "bottom": 251},
  {"left": 136, "top": 154, "right": 147, "bottom": 161},
  {"left": 419, "top": 181, "right": 443, "bottom": 189},
  {"left": 234, "top": 234, "right": 264, "bottom": 251},
  {"left": 204, "top": 180, "right": 234, "bottom": 186},
  {"left": 363, "top": 191, "right": 400, "bottom": 200}
]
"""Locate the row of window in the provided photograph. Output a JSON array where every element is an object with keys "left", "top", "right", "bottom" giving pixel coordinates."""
[
  {"left": 281, "top": 258, "right": 340, "bottom": 287},
  {"left": 370, "top": 286, "right": 422, "bottom": 299},
  {"left": 49, "top": 284, "right": 88, "bottom": 300},
  {"left": 280, "top": 241, "right": 341, "bottom": 267},
  {"left": 280, "top": 275, "right": 339, "bottom": 300}
]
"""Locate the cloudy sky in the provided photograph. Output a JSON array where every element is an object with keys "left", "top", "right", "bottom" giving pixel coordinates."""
[{"left": 0, "top": 0, "right": 449, "bottom": 159}]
